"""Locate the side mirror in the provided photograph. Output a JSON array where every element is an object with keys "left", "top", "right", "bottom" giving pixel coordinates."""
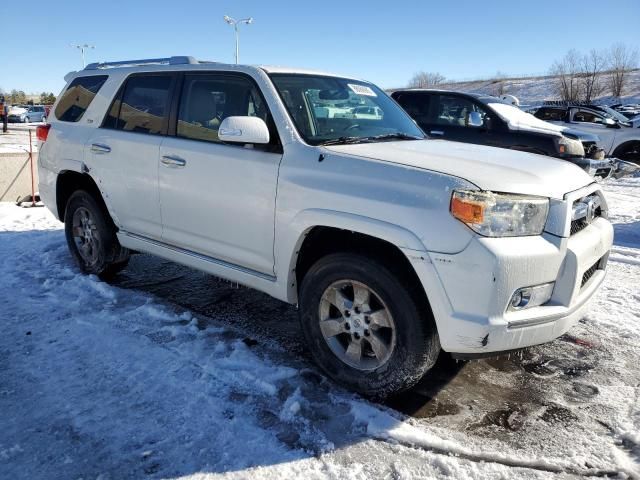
[
  {"left": 467, "top": 111, "right": 484, "bottom": 128},
  {"left": 603, "top": 117, "right": 619, "bottom": 129},
  {"left": 218, "top": 116, "right": 270, "bottom": 144}
]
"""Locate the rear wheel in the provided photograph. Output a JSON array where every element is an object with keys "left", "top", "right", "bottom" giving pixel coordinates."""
[
  {"left": 299, "top": 253, "right": 440, "bottom": 397},
  {"left": 64, "top": 190, "right": 130, "bottom": 279},
  {"left": 23, "top": 116, "right": 29, "bottom": 123}
]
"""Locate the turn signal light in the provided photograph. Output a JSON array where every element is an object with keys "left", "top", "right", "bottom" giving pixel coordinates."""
[
  {"left": 451, "top": 196, "right": 484, "bottom": 224},
  {"left": 36, "top": 124, "right": 51, "bottom": 142}
]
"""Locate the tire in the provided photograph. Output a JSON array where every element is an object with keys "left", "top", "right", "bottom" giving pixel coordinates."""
[
  {"left": 24, "top": 117, "right": 29, "bottom": 123},
  {"left": 64, "top": 190, "right": 130, "bottom": 279},
  {"left": 299, "top": 252, "right": 440, "bottom": 397},
  {"left": 613, "top": 141, "right": 640, "bottom": 165}
]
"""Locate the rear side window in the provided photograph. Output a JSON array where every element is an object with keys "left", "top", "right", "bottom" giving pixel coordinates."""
[
  {"left": 55, "top": 75, "right": 108, "bottom": 122},
  {"left": 394, "top": 92, "right": 432, "bottom": 125},
  {"left": 103, "top": 75, "right": 173, "bottom": 135},
  {"left": 535, "top": 108, "right": 566, "bottom": 121}
]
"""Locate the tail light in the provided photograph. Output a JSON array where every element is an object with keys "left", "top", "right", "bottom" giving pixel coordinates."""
[{"left": 36, "top": 124, "right": 51, "bottom": 142}]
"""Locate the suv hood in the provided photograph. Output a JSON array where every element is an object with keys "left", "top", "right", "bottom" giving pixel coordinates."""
[{"left": 325, "top": 140, "right": 593, "bottom": 200}]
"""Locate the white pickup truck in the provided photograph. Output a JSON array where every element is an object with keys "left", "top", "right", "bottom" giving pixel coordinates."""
[{"left": 37, "top": 57, "right": 613, "bottom": 396}]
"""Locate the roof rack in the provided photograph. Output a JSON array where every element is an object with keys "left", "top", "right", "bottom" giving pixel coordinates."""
[
  {"left": 84, "top": 56, "right": 206, "bottom": 70},
  {"left": 542, "top": 100, "right": 600, "bottom": 107}
]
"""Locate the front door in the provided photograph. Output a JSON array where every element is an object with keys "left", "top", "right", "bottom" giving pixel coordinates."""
[
  {"left": 427, "top": 94, "right": 495, "bottom": 146},
  {"left": 159, "top": 72, "right": 282, "bottom": 275},
  {"left": 568, "top": 108, "right": 617, "bottom": 153}
]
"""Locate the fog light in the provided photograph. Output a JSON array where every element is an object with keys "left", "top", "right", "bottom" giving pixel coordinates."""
[{"left": 508, "top": 283, "right": 554, "bottom": 311}]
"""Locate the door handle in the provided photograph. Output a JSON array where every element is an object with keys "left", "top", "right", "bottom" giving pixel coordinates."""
[
  {"left": 91, "top": 143, "right": 111, "bottom": 154},
  {"left": 161, "top": 155, "right": 187, "bottom": 167},
  {"left": 429, "top": 130, "right": 444, "bottom": 136}
]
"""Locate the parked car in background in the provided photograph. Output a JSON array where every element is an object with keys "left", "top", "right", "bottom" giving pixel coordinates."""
[
  {"left": 8, "top": 105, "right": 47, "bottom": 123},
  {"left": 532, "top": 103, "right": 640, "bottom": 164},
  {"left": 611, "top": 103, "right": 640, "bottom": 120},
  {"left": 38, "top": 56, "right": 613, "bottom": 396},
  {"left": 391, "top": 89, "right": 611, "bottom": 177}
]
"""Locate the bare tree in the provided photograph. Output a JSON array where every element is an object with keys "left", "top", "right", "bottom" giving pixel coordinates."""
[
  {"left": 607, "top": 43, "right": 639, "bottom": 98},
  {"left": 408, "top": 71, "right": 446, "bottom": 88},
  {"left": 580, "top": 49, "right": 606, "bottom": 102},
  {"left": 550, "top": 49, "right": 583, "bottom": 102},
  {"left": 491, "top": 71, "right": 508, "bottom": 96}
]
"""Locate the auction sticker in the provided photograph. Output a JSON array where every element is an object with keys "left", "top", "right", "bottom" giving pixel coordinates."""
[{"left": 348, "top": 84, "right": 377, "bottom": 97}]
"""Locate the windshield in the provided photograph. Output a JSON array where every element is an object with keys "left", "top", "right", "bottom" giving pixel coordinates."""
[
  {"left": 269, "top": 74, "right": 425, "bottom": 145},
  {"left": 599, "top": 105, "right": 630, "bottom": 123}
]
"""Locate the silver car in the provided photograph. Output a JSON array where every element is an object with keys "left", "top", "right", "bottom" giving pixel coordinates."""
[{"left": 8, "top": 105, "right": 46, "bottom": 123}]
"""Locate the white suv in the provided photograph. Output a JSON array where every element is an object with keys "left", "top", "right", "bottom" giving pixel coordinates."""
[{"left": 37, "top": 56, "right": 613, "bottom": 396}]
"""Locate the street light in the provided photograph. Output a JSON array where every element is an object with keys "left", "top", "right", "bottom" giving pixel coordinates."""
[
  {"left": 223, "top": 16, "right": 253, "bottom": 64},
  {"left": 70, "top": 44, "right": 95, "bottom": 68}
]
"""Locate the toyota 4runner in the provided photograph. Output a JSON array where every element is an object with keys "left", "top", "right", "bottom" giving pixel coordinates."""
[{"left": 37, "top": 56, "right": 613, "bottom": 396}]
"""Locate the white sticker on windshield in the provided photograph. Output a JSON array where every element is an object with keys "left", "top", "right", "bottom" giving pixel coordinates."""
[{"left": 348, "top": 84, "right": 377, "bottom": 97}]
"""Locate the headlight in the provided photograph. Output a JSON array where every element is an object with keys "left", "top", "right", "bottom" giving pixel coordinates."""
[
  {"left": 450, "top": 190, "right": 549, "bottom": 237},
  {"left": 556, "top": 136, "right": 584, "bottom": 157}
]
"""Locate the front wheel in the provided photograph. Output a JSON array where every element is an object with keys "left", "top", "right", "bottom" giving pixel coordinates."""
[
  {"left": 23, "top": 117, "right": 29, "bottom": 123},
  {"left": 614, "top": 142, "right": 640, "bottom": 165},
  {"left": 64, "top": 190, "right": 130, "bottom": 279},
  {"left": 299, "top": 253, "right": 440, "bottom": 397}
]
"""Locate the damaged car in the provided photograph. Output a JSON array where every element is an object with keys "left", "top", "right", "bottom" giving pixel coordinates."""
[{"left": 391, "top": 90, "right": 613, "bottom": 177}]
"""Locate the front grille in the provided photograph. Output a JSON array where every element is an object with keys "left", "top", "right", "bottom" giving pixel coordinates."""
[
  {"left": 582, "top": 141, "right": 597, "bottom": 157},
  {"left": 570, "top": 195, "right": 602, "bottom": 236},
  {"left": 581, "top": 257, "right": 603, "bottom": 288}
]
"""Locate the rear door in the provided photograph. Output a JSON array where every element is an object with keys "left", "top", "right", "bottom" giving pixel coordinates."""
[
  {"left": 87, "top": 73, "right": 176, "bottom": 240},
  {"left": 158, "top": 72, "right": 282, "bottom": 275}
]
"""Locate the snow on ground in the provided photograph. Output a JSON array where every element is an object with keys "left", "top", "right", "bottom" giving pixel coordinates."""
[
  {"left": 0, "top": 176, "right": 639, "bottom": 479},
  {"left": 0, "top": 123, "right": 40, "bottom": 154}
]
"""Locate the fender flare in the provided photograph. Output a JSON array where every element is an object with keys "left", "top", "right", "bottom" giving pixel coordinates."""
[
  {"left": 277, "top": 208, "right": 427, "bottom": 303},
  {"left": 55, "top": 162, "right": 121, "bottom": 227}
]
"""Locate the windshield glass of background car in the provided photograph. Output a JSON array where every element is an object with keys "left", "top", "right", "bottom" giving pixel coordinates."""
[{"left": 269, "top": 74, "right": 424, "bottom": 144}]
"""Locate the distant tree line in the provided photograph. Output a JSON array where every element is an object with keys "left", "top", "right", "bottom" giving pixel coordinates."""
[
  {"left": 550, "top": 43, "right": 638, "bottom": 102},
  {"left": 0, "top": 89, "right": 56, "bottom": 105},
  {"left": 406, "top": 42, "right": 638, "bottom": 102}
]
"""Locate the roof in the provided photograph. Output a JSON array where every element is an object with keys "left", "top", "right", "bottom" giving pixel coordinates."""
[
  {"left": 72, "top": 56, "right": 362, "bottom": 82},
  {"left": 258, "top": 65, "right": 360, "bottom": 80}
]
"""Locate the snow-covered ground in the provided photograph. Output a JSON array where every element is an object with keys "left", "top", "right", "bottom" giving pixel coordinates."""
[
  {"left": 0, "top": 177, "right": 639, "bottom": 479},
  {"left": 0, "top": 123, "right": 40, "bottom": 154}
]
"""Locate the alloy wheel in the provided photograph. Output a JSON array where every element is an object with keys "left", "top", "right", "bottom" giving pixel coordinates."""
[
  {"left": 72, "top": 207, "right": 101, "bottom": 267},
  {"left": 318, "top": 280, "right": 396, "bottom": 371}
]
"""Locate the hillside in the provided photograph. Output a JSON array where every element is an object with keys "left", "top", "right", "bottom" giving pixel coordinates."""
[{"left": 394, "top": 69, "right": 640, "bottom": 106}]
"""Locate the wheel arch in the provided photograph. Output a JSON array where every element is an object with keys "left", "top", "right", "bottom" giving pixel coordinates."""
[
  {"left": 280, "top": 209, "right": 428, "bottom": 305},
  {"left": 612, "top": 139, "right": 640, "bottom": 162},
  {"left": 56, "top": 170, "right": 112, "bottom": 224}
]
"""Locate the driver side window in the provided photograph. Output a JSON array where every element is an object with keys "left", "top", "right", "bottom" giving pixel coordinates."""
[
  {"left": 177, "top": 74, "right": 271, "bottom": 144},
  {"left": 573, "top": 110, "right": 604, "bottom": 124},
  {"left": 435, "top": 95, "right": 487, "bottom": 128}
]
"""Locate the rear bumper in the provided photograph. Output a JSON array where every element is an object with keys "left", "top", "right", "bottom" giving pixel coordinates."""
[{"left": 405, "top": 216, "right": 613, "bottom": 355}]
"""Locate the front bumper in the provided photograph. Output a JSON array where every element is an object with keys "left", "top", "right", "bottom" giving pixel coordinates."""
[
  {"left": 566, "top": 156, "right": 615, "bottom": 179},
  {"left": 405, "top": 188, "right": 613, "bottom": 355}
]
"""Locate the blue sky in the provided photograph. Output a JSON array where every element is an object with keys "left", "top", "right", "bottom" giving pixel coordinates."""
[{"left": 1, "top": 0, "right": 638, "bottom": 94}]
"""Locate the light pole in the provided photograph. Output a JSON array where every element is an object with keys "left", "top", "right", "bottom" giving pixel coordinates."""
[
  {"left": 223, "top": 16, "right": 253, "bottom": 64},
  {"left": 70, "top": 44, "right": 95, "bottom": 68}
]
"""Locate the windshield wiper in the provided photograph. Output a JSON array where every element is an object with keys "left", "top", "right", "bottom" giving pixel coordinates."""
[
  {"left": 362, "top": 133, "right": 425, "bottom": 142},
  {"left": 317, "top": 133, "right": 424, "bottom": 146},
  {"left": 317, "top": 136, "right": 367, "bottom": 146}
]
